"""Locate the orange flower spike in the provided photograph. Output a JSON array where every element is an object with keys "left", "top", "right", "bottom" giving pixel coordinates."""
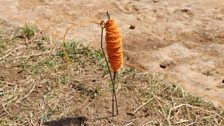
[{"left": 105, "top": 19, "right": 123, "bottom": 73}]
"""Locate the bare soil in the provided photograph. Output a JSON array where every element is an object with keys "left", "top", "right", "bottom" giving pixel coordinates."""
[{"left": 0, "top": 19, "right": 224, "bottom": 126}]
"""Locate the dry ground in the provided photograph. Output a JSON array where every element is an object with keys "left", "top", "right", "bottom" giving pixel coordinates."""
[
  {"left": 0, "top": 0, "right": 224, "bottom": 108},
  {"left": 0, "top": 19, "right": 224, "bottom": 126}
]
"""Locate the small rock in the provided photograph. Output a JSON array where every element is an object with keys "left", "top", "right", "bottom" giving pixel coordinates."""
[
  {"left": 0, "top": 76, "right": 4, "bottom": 81},
  {"left": 160, "top": 60, "right": 174, "bottom": 69},
  {"left": 160, "top": 64, "right": 167, "bottom": 69},
  {"left": 129, "top": 25, "right": 135, "bottom": 29},
  {"left": 203, "top": 71, "right": 212, "bottom": 76},
  {"left": 0, "top": 90, "right": 3, "bottom": 96},
  {"left": 181, "top": 8, "right": 190, "bottom": 13},
  {"left": 222, "top": 79, "right": 224, "bottom": 83},
  {"left": 204, "top": 88, "right": 211, "bottom": 91},
  {"left": 216, "top": 85, "right": 224, "bottom": 89},
  {"left": 37, "top": 84, "right": 43, "bottom": 88},
  {"left": 92, "top": 79, "right": 96, "bottom": 82},
  {"left": 153, "top": 0, "right": 159, "bottom": 3}
]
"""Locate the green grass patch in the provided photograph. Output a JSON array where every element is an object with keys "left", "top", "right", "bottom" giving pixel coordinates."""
[{"left": 22, "top": 24, "right": 35, "bottom": 39}]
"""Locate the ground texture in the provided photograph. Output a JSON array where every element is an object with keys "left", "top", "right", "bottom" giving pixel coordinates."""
[
  {"left": 0, "top": 19, "right": 224, "bottom": 126},
  {"left": 0, "top": 0, "right": 223, "bottom": 108}
]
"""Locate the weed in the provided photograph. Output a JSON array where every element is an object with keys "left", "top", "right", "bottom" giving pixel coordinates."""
[
  {"left": 78, "top": 45, "right": 91, "bottom": 56},
  {"left": 60, "top": 75, "right": 67, "bottom": 85},
  {"left": 72, "top": 82, "right": 98, "bottom": 100},
  {"left": 0, "top": 38, "right": 12, "bottom": 53},
  {"left": 221, "top": 111, "right": 224, "bottom": 117},
  {"left": 171, "top": 86, "right": 184, "bottom": 97},
  {"left": 0, "top": 41, "right": 6, "bottom": 52},
  {"left": 120, "top": 67, "right": 135, "bottom": 76},
  {"left": 185, "top": 95, "right": 210, "bottom": 107},
  {"left": 90, "top": 50, "right": 104, "bottom": 62},
  {"left": 31, "top": 65, "right": 39, "bottom": 74},
  {"left": 57, "top": 40, "right": 79, "bottom": 62},
  {"left": 89, "top": 50, "right": 105, "bottom": 68},
  {"left": 43, "top": 58, "right": 55, "bottom": 68},
  {"left": 42, "top": 108, "right": 55, "bottom": 122},
  {"left": 36, "top": 40, "right": 45, "bottom": 51},
  {"left": 22, "top": 24, "right": 35, "bottom": 39},
  {"left": 18, "top": 61, "right": 29, "bottom": 73},
  {"left": 29, "top": 57, "right": 59, "bottom": 74},
  {"left": 0, "top": 120, "right": 8, "bottom": 126}
]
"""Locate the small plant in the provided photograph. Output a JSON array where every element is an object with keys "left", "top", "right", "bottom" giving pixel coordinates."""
[
  {"left": 31, "top": 65, "right": 39, "bottom": 74},
  {"left": 57, "top": 40, "right": 79, "bottom": 62},
  {"left": 120, "top": 67, "right": 135, "bottom": 75},
  {"left": 36, "top": 40, "right": 45, "bottom": 51},
  {"left": 60, "top": 75, "right": 67, "bottom": 85},
  {"left": 90, "top": 50, "right": 104, "bottom": 62},
  {"left": 30, "top": 57, "right": 58, "bottom": 74},
  {"left": 18, "top": 61, "right": 28, "bottom": 73},
  {"left": 221, "top": 111, "right": 224, "bottom": 117},
  {"left": 0, "top": 120, "right": 8, "bottom": 126},
  {"left": 89, "top": 50, "right": 106, "bottom": 69},
  {"left": 185, "top": 95, "right": 210, "bottom": 107},
  {"left": 0, "top": 38, "right": 12, "bottom": 53},
  {"left": 42, "top": 108, "right": 55, "bottom": 122},
  {"left": 22, "top": 24, "right": 35, "bottom": 39},
  {"left": 0, "top": 40, "right": 6, "bottom": 52}
]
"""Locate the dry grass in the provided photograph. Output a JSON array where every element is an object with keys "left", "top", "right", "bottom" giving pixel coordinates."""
[{"left": 0, "top": 20, "right": 224, "bottom": 126}]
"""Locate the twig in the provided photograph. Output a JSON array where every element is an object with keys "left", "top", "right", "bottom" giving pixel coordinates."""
[
  {"left": 25, "top": 34, "right": 37, "bottom": 44},
  {"left": 188, "top": 122, "right": 197, "bottom": 126},
  {"left": 1, "top": 48, "right": 12, "bottom": 54},
  {"left": 167, "top": 104, "right": 187, "bottom": 126},
  {"left": 124, "top": 121, "right": 133, "bottom": 126},
  {"left": 0, "top": 52, "right": 12, "bottom": 61},
  {"left": 61, "top": 19, "right": 100, "bottom": 66},
  {"left": 0, "top": 45, "right": 25, "bottom": 61},
  {"left": 0, "top": 80, "right": 14, "bottom": 86},
  {"left": 17, "top": 82, "right": 36, "bottom": 103},
  {"left": 173, "top": 119, "right": 189, "bottom": 125},
  {"left": 132, "top": 97, "right": 154, "bottom": 115},
  {"left": 167, "top": 103, "right": 224, "bottom": 126},
  {"left": 14, "top": 51, "right": 52, "bottom": 60},
  {"left": 5, "top": 96, "right": 19, "bottom": 106},
  {"left": 185, "top": 104, "right": 224, "bottom": 120},
  {"left": 142, "top": 121, "right": 153, "bottom": 126},
  {"left": 185, "top": 104, "right": 190, "bottom": 120},
  {"left": 61, "top": 26, "right": 73, "bottom": 65},
  {"left": 2, "top": 103, "right": 11, "bottom": 116},
  {"left": 29, "top": 112, "right": 35, "bottom": 126},
  {"left": 167, "top": 108, "right": 172, "bottom": 126},
  {"left": 170, "top": 94, "right": 175, "bottom": 106},
  {"left": 154, "top": 95, "right": 166, "bottom": 117}
]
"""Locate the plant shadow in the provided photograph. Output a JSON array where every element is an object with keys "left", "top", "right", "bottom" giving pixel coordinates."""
[{"left": 43, "top": 116, "right": 88, "bottom": 126}]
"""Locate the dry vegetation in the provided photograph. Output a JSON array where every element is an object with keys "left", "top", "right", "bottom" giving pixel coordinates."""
[{"left": 0, "top": 20, "right": 224, "bottom": 126}]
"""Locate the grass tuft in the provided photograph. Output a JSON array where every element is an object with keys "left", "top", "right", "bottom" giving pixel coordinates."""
[
  {"left": 22, "top": 24, "right": 35, "bottom": 39},
  {"left": 57, "top": 40, "right": 79, "bottom": 62}
]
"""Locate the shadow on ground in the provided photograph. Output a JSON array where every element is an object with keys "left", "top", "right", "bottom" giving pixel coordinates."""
[{"left": 43, "top": 116, "right": 88, "bottom": 126}]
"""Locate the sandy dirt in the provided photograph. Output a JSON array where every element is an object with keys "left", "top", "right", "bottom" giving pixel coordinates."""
[{"left": 0, "top": 0, "right": 224, "bottom": 109}]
